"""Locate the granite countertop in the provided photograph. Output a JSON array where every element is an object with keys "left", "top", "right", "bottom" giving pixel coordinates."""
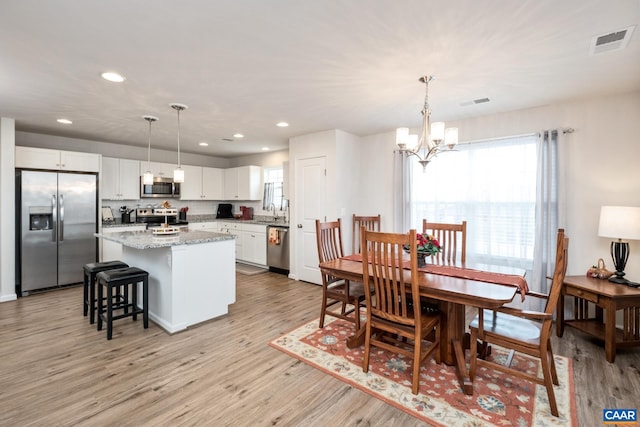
[{"left": 95, "top": 229, "right": 235, "bottom": 249}]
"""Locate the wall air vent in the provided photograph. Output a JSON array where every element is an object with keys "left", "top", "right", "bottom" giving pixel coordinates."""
[
  {"left": 589, "top": 26, "right": 635, "bottom": 55},
  {"left": 460, "top": 98, "right": 490, "bottom": 107}
]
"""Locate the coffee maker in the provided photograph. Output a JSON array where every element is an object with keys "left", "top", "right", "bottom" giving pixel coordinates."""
[{"left": 240, "top": 206, "right": 253, "bottom": 220}]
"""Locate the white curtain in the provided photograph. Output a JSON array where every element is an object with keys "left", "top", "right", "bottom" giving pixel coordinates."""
[
  {"left": 530, "top": 130, "right": 560, "bottom": 310},
  {"left": 393, "top": 150, "right": 412, "bottom": 232},
  {"left": 410, "top": 134, "right": 538, "bottom": 271},
  {"left": 405, "top": 131, "right": 561, "bottom": 310}
]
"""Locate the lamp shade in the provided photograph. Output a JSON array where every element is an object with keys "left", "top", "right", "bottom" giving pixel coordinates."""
[
  {"left": 396, "top": 127, "right": 409, "bottom": 147},
  {"left": 143, "top": 171, "right": 154, "bottom": 185},
  {"left": 430, "top": 122, "right": 445, "bottom": 142},
  {"left": 598, "top": 206, "right": 640, "bottom": 240},
  {"left": 173, "top": 167, "right": 184, "bottom": 183}
]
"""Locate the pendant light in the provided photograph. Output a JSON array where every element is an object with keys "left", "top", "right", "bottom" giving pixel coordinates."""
[
  {"left": 170, "top": 103, "right": 188, "bottom": 183},
  {"left": 142, "top": 115, "right": 158, "bottom": 185}
]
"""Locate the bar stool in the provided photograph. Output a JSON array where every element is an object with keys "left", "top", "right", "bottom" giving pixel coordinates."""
[
  {"left": 96, "top": 267, "right": 149, "bottom": 340},
  {"left": 83, "top": 261, "right": 129, "bottom": 324}
]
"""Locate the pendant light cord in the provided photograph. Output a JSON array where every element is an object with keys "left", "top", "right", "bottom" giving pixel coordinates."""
[
  {"left": 177, "top": 107, "right": 181, "bottom": 168},
  {"left": 147, "top": 119, "right": 152, "bottom": 170}
]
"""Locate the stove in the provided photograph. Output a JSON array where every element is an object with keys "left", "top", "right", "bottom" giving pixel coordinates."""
[{"left": 136, "top": 208, "right": 188, "bottom": 227}]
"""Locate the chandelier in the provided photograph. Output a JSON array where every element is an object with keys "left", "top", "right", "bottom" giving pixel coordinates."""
[{"left": 396, "top": 75, "right": 458, "bottom": 171}]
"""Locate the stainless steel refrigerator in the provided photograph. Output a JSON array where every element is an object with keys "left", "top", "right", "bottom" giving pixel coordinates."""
[{"left": 16, "top": 170, "right": 97, "bottom": 294}]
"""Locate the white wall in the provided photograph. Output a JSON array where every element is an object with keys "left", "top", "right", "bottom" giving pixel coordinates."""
[
  {"left": 360, "top": 90, "right": 640, "bottom": 279},
  {"left": 0, "top": 118, "right": 17, "bottom": 302}
]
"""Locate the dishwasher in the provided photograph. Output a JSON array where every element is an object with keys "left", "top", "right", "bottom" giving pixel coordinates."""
[{"left": 267, "top": 225, "right": 289, "bottom": 274}]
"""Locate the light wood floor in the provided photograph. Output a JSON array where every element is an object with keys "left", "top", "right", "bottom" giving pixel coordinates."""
[{"left": 1, "top": 272, "right": 638, "bottom": 426}]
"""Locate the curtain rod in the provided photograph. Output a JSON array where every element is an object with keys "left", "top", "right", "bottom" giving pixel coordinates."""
[{"left": 459, "top": 128, "right": 575, "bottom": 145}]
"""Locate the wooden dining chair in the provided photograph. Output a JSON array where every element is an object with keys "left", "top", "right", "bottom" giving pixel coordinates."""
[
  {"left": 361, "top": 228, "right": 441, "bottom": 395},
  {"left": 422, "top": 220, "right": 467, "bottom": 263},
  {"left": 468, "top": 229, "right": 569, "bottom": 417},
  {"left": 315, "top": 219, "right": 366, "bottom": 330},
  {"left": 352, "top": 214, "right": 381, "bottom": 254}
]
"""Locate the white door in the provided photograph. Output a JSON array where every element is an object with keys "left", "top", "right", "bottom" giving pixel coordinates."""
[{"left": 295, "top": 156, "right": 326, "bottom": 284}]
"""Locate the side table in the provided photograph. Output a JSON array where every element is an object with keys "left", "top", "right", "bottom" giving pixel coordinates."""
[{"left": 558, "top": 275, "right": 640, "bottom": 362}]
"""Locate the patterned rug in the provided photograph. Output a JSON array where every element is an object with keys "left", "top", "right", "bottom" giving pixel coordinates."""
[{"left": 269, "top": 317, "right": 578, "bottom": 427}]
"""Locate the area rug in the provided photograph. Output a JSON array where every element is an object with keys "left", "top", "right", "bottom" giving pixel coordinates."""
[
  {"left": 269, "top": 318, "right": 578, "bottom": 427},
  {"left": 235, "top": 263, "right": 268, "bottom": 275}
]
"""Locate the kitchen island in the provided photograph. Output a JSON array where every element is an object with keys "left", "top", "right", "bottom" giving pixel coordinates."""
[{"left": 96, "top": 229, "right": 236, "bottom": 333}]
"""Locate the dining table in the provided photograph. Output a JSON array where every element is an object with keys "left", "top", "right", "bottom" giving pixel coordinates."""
[{"left": 318, "top": 254, "right": 526, "bottom": 395}]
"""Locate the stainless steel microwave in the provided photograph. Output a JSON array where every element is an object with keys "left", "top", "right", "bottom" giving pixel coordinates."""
[{"left": 140, "top": 177, "right": 181, "bottom": 198}]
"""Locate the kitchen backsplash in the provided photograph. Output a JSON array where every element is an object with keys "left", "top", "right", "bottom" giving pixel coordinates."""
[{"left": 101, "top": 199, "right": 286, "bottom": 222}]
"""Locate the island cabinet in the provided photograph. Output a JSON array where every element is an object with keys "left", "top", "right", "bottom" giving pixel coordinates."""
[
  {"left": 101, "top": 225, "right": 147, "bottom": 261},
  {"left": 16, "top": 146, "right": 100, "bottom": 172},
  {"left": 181, "top": 165, "right": 224, "bottom": 200},
  {"left": 223, "top": 165, "right": 262, "bottom": 200},
  {"left": 96, "top": 229, "right": 236, "bottom": 333},
  {"left": 102, "top": 157, "right": 140, "bottom": 200}
]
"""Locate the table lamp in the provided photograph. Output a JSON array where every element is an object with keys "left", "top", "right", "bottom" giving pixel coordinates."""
[{"left": 598, "top": 206, "right": 640, "bottom": 286}]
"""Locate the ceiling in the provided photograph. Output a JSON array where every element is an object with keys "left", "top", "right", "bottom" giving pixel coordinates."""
[{"left": 1, "top": 1, "right": 639, "bottom": 158}]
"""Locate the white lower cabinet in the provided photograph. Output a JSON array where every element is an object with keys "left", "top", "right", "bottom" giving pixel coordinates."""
[
  {"left": 241, "top": 224, "right": 267, "bottom": 266},
  {"left": 188, "top": 222, "right": 218, "bottom": 232},
  {"left": 216, "top": 221, "right": 267, "bottom": 266},
  {"left": 101, "top": 225, "right": 146, "bottom": 261}
]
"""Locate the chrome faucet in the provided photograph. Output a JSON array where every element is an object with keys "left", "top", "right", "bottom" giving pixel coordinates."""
[{"left": 269, "top": 203, "right": 277, "bottom": 221}]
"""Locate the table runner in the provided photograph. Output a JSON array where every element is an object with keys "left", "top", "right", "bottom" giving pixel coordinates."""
[{"left": 342, "top": 253, "right": 528, "bottom": 301}]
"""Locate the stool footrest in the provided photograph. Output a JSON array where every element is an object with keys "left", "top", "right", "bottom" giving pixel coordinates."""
[{"left": 96, "top": 266, "right": 149, "bottom": 340}]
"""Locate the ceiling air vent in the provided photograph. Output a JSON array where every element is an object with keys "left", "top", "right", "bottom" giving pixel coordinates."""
[
  {"left": 460, "top": 98, "right": 490, "bottom": 107},
  {"left": 589, "top": 26, "right": 635, "bottom": 55},
  {"left": 221, "top": 138, "right": 234, "bottom": 142}
]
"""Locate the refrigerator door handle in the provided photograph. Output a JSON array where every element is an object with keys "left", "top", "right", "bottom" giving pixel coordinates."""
[
  {"left": 51, "top": 194, "right": 57, "bottom": 242},
  {"left": 59, "top": 194, "right": 64, "bottom": 241}
]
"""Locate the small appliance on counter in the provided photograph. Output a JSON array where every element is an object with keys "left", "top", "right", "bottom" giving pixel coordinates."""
[
  {"left": 179, "top": 207, "right": 189, "bottom": 221},
  {"left": 240, "top": 206, "right": 254, "bottom": 220},
  {"left": 136, "top": 207, "right": 187, "bottom": 227},
  {"left": 120, "top": 206, "right": 134, "bottom": 223},
  {"left": 102, "top": 206, "right": 114, "bottom": 223},
  {"left": 216, "top": 203, "right": 234, "bottom": 219}
]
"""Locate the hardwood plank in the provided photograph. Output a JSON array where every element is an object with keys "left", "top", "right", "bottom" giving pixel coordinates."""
[{"left": 0, "top": 273, "right": 638, "bottom": 426}]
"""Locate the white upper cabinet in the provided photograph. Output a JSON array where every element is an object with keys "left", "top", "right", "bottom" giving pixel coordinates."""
[
  {"left": 15, "top": 146, "right": 100, "bottom": 172},
  {"left": 180, "top": 165, "right": 204, "bottom": 200},
  {"left": 202, "top": 167, "right": 224, "bottom": 200},
  {"left": 181, "top": 166, "right": 224, "bottom": 200},
  {"left": 140, "top": 161, "right": 176, "bottom": 178},
  {"left": 102, "top": 157, "right": 140, "bottom": 200},
  {"left": 224, "top": 165, "right": 262, "bottom": 200}
]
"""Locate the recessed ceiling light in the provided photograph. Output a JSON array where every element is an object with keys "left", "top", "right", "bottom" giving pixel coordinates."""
[
  {"left": 233, "top": 133, "right": 244, "bottom": 138},
  {"left": 101, "top": 71, "right": 125, "bottom": 83},
  {"left": 199, "top": 142, "right": 209, "bottom": 147},
  {"left": 262, "top": 147, "right": 270, "bottom": 151},
  {"left": 276, "top": 122, "right": 289, "bottom": 127},
  {"left": 56, "top": 118, "right": 72, "bottom": 124}
]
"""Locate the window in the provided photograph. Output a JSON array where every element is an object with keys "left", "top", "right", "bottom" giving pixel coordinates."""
[
  {"left": 263, "top": 167, "right": 284, "bottom": 210},
  {"left": 410, "top": 134, "right": 538, "bottom": 270}
]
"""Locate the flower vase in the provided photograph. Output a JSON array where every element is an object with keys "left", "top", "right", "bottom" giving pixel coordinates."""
[{"left": 417, "top": 252, "right": 427, "bottom": 268}]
